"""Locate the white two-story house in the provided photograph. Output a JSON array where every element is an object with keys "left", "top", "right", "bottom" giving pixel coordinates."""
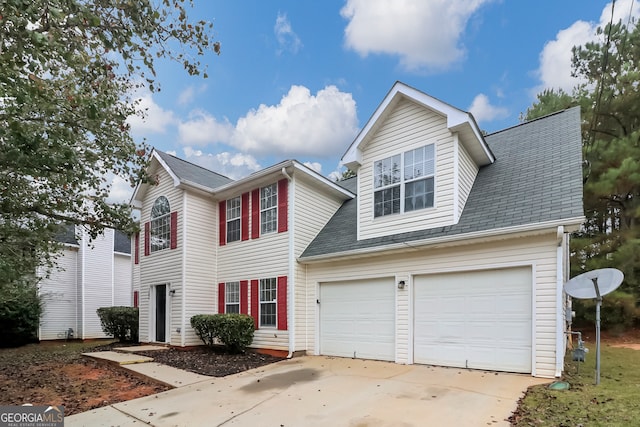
[{"left": 131, "top": 82, "right": 584, "bottom": 378}]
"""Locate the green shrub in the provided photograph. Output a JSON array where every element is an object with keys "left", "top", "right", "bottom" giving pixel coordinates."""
[
  {"left": 190, "top": 313, "right": 254, "bottom": 353},
  {"left": 96, "top": 306, "right": 139, "bottom": 342},
  {"left": 573, "top": 291, "right": 639, "bottom": 331},
  {"left": 0, "top": 282, "right": 41, "bottom": 347}
]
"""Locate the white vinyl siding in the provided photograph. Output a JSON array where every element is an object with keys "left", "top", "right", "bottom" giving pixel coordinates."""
[
  {"left": 293, "top": 174, "right": 345, "bottom": 352},
  {"left": 39, "top": 247, "right": 79, "bottom": 340},
  {"left": 114, "top": 253, "right": 132, "bottom": 306},
  {"left": 81, "top": 229, "right": 115, "bottom": 339},
  {"left": 304, "top": 232, "right": 561, "bottom": 377},
  {"left": 458, "top": 142, "right": 479, "bottom": 214},
  {"left": 139, "top": 166, "right": 183, "bottom": 344},
  {"left": 183, "top": 191, "right": 218, "bottom": 346},
  {"left": 359, "top": 99, "right": 456, "bottom": 239}
]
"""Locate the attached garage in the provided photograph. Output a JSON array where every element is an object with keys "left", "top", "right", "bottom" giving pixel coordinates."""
[
  {"left": 319, "top": 278, "right": 395, "bottom": 361},
  {"left": 413, "top": 267, "right": 532, "bottom": 373}
]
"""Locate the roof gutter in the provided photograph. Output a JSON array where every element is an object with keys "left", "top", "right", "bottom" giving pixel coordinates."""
[{"left": 299, "top": 216, "right": 585, "bottom": 264}]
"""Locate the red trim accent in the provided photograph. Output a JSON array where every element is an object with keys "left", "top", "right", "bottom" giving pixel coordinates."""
[
  {"left": 134, "top": 232, "right": 139, "bottom": 264},
  {"left": 133, "top": 291, "right": 139, "bottom": 308},
  {"left": 277, "top": 179, "right": 288, "bottom": 233},
  {"left": 241, "top": 192, "right": 250, "bottom": 241},
  {"left": 170, "top": 211, "right": 178, "bottom": 249},
  {"left": 277, "top": 276, "right": 288, "bottom": 330},
  {"left": 144, "top": 222, "right": 150, "bottom": 256},
  {"left": 218, "top": 282, "right": 225, "bottom": 314},
  {"left": 250, "top": 279, "right": 259, "bottom": 328},
  {"left": 219, "top": 200, "right": 226, "bottom": 246},
  {"left": 240, "top": 280, "right": 249, "bottom": 314},
  {"left": 251, "top": 189, "right": 260, "bottom": 239}
]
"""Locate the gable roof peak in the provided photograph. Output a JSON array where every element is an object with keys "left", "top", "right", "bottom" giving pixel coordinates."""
[{"left": 342, "top": 81, "right": 494, "bottom": 170}]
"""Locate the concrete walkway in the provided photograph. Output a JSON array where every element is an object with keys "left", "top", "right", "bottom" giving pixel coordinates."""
[
  {"left": 83, "top": 346, "right": 210, "bottom": 387},
  {"left": 67, "top": 355, "right": 549, "bottom": 427}
]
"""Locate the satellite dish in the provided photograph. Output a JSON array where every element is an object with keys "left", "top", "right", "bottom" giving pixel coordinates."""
[
  {"left": 564, "top": 268, "right": 624, "bottom": 385},
  {"left": 564, "top": 268, "right": 624, "bottom": 299}
]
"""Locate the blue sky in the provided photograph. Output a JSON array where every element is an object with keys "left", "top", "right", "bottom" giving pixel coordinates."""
[{"left": 117, "top": 0, "right": 638, "bottom": 201}]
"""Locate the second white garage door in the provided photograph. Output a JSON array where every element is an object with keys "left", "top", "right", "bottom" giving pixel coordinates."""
[
  {"left": 319, "top": 278, "right": 395, "bottom": 361},
  {"left": 414, "top": 267, "right": 532, "bottom": 373}
]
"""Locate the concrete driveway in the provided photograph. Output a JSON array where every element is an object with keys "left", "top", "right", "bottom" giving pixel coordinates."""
[{"left": 67, "top": 356, "right": 548, "bottom": 427}]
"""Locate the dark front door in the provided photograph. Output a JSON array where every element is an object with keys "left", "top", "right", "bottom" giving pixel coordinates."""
[{"left": 155, "top": 285, "right": 166, "bottom": 342}]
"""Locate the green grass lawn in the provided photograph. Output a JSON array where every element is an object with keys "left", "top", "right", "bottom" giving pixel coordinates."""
[{"left": 513, "top": 343, "right": 640, "bottom": 426}]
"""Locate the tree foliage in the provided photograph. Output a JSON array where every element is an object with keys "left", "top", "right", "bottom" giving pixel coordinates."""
[
  {"left": 525, "top": 20, "right": 640, "bottom": 296},
  {"left": 0, "top": 0, "right": 219, "bottom": 286}
]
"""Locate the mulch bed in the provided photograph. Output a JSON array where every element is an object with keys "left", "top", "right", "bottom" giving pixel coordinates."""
[{"left": 133, "top": 346, "right": 285, "bottom": 377}]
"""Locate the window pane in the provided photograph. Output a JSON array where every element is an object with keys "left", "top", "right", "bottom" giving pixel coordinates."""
[
  {"left": 227, "top": 218, "right": 241, "bottom": 242},
  {"left": 225, "top": 304, "right": 239, "bottom": 314},
  {"left": 259, "top": 278, "right": 277, "bottom": 327},
  {"left": 374, "top": 185, "right": 400, "bottom": 217},
  {"left": 405, "top": 178, "right": 434, "bottom": 212},
  {"left": 225, "top": 282, "right": 240, "bottom": 304},
  {"left": 150, "top": 196, "right": 171, "bottom": 253}
]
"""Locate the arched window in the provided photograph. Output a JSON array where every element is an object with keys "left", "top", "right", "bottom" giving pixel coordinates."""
[{"left": 150, "top": 196, "right": 171, "bottom": 252}]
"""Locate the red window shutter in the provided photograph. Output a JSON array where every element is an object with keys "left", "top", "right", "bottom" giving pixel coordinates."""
[
  {"left": 241, "top": 192, "right": 250, "bottom": 241},
  {"left": 250, "top": 279, "right": 259, "bottom": 329},
  {"left": 170, "top": 211, "right": 178, "bottom": 249},
  {"left": 277, "top": 276, "right": 288, "bottom": 330},
  {"left": 251, "top": 189, "right": 260, "bottom": 239},
  {"left": 218, "top": 282, "right": 225, "bottom": 314},
  {"left": 133, "top": 291, "right": 139, "bottom": 308},
  {"left": 144, "top": 222, "right": 150, "bottom": 256},
  {"left": 219, "top": 200, "right": 226, "bottom": 246},
  {"left": 134, "top": 232, "right": 140, "bottom": 264},
  {"left": 240, "top": 280, "right": 249, "bottom": 314},
  {"left": 277, "top": 179, "right": 288, "bottom": 233}
]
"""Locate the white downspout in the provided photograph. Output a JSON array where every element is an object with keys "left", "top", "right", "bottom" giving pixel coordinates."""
[
  {"left": 282, "top": 167, "right": 295, "bottom": 359},
  {"left": 555, "top": 225, "right": 565, "bottom": 377}
]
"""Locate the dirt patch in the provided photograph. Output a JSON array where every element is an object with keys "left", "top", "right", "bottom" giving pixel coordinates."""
[{"left": 0, "top": 341, "right": 284, "bottom": 416}]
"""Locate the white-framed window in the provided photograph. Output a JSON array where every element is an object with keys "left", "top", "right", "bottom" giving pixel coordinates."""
[
  {"left": 225, "top": 281, "right": 240, "bottom": 314},
  {"left": 226, "top": 196, "right": 241, "bottom": 243},
  {"left": 150, "top": 196, "right": 171, "bottom": 252},
  {"left": 259, "top": 278, "right": 277, "bottom": 327},
  {"left": 373, "top": 144, "right": 435, "bottom": 217},
  {"left": 260, "top": 184, "right": 278, "bottom": 234}
]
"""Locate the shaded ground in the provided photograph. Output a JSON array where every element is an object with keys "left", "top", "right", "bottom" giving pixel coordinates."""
[{"left": 0, "top": 341, "right": 283, "bottom": 416}]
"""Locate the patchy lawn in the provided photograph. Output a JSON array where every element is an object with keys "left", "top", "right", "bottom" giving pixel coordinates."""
[
  {"left": 0, "top": 341, "right": 284, "bottom": 416},
  {"left": 511, "top": 330, "right": 640, "bottom": 426}
]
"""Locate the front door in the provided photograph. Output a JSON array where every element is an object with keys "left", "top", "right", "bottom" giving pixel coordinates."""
[{"left": 155, "top": 284, "right": 166, "bottom": 342}]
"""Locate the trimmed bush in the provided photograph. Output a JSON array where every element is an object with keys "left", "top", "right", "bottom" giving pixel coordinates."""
[
  {"left": 97, "top": 306, "right": 139, "bottom": 342},
  {"left": 573, "top": 291, "right": 639, "bottom": 332},
  {"left": 0, "top": 282, "right": 41, "bottom": 347},
  {"left": 190, "top": 313, "right": 255, "bottom": 353}
]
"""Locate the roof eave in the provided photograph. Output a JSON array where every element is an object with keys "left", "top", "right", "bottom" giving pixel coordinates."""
[{"left": 299, "top": 216, "right": 585, "bottom": 264}]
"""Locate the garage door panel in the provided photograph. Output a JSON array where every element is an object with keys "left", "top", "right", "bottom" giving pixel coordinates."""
[
  {"left": 320, "top": 278, "right": 395, "bottom": 362},
  {"left": 414, "top": 267, "right": 532, "bottom": 373}
]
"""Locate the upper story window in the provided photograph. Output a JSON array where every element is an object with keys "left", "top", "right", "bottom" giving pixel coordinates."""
[
  {"left": 226, "top": 196, "right": 241, "bottom": 243},
  {"left": 373, "top": 144, "right": 435, "bottom": 217},
  {"left": 150, "top": 196, "right": 171, "bottom": 252},
  {"left": 260, "top": 183, "right": 278, "bottom": 234},
  {"left": 225, "top": 281, "right": 240, "bottom": 313}
]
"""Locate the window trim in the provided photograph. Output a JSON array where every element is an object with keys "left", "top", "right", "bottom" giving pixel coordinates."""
[
  {"left": 224, "top": 281, "right": 240, "bottom": 314},
  {"left": 226, "top": 196, "right": 241, "bottom": 243},
  {"left": 373, "top": 144, "right": 436, "bottom": 218},
  {"left": 150, "top": 196, "right": 171, "bottom": 252},
  {"left": 260, "top": 183, "right": 278, "bottom": 235},
  {"left": 258, "top": 278, "right": 277, "bottom": 328}
]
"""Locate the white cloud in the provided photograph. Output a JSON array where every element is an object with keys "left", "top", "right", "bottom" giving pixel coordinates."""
[
  {"left": 340, "top": 0, "right": 492, "bottom": 72},
  {"left": 107, "top": 175, "right": 134, "bottom": 204},
  {"left": 177, "top": 85, "right": 359, "bottom": 159},
  {"left": 177, "top": 84, "right": 208, "bottom": 107},
  {"left": 468, "top": 94, "right": 508, "bottom": 123},
  {"left": 303, "top": 161, "right": 322, "bottom": 174},
  {"left": 181, "top": 147, "right": 261, "bottom": 180},
  {"left": 178, "top": 110, "right": 235, "bottom": 146},
  {"left": 534, "top": 0, "right": 640, "bottom": 94},
  {"left": 275, "top": 13, "right": 303, "bottom": 54},
  {"left": 127, "top": 92, "right": 175, "bottom": 135}
]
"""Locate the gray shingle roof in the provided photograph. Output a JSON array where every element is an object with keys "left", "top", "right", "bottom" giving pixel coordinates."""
[
  {"left": 301, "top": 107, "right": 584, "bottom": 259},
  {"left": 156, "top": 150, "right": 233, "bottom": 190}
]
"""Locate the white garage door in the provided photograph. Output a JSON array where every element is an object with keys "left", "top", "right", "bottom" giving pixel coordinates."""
[
  {"left": 414, "top": 267, "right": 532, "bottom": 373},
  {"left": 319, "top": 278, "right": 395, "bottom": 361}
]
